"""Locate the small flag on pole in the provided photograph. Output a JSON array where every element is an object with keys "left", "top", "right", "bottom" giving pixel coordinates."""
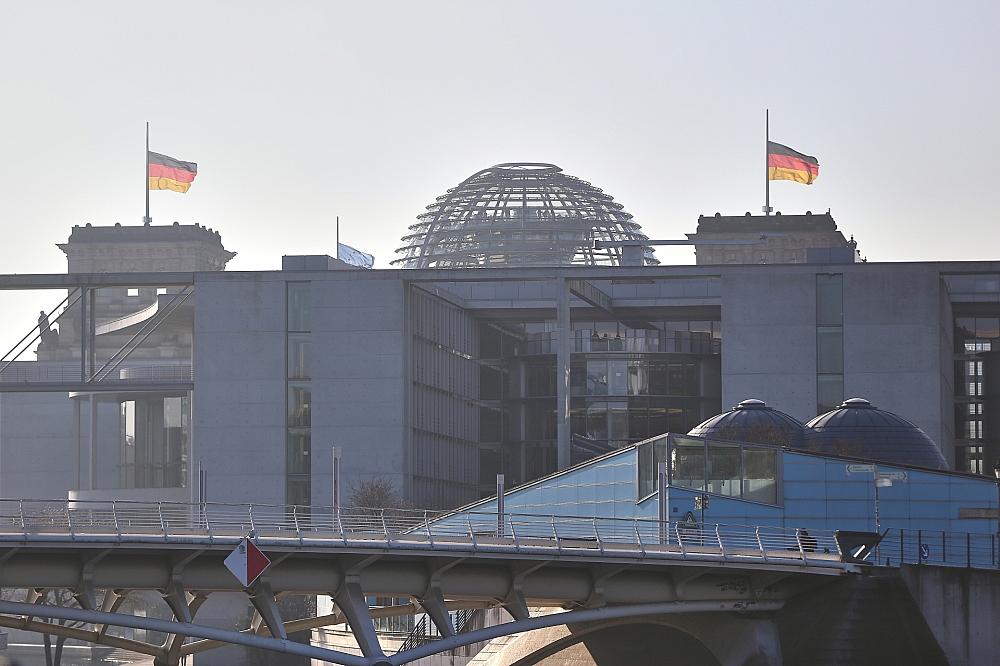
[
  {"left": 767, "top": 141, "right": 819, "bottom": 185},
  {"left": 148, "top": 152, "right": 198, "bottom": 193},
  {"left": 338, "top": 242, "right": 374, "bottom": 269}
]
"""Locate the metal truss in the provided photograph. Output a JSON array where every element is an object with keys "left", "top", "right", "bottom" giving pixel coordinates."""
[
  {"left": 0, "top": 596, "right": 783, "bottom": 666},
  {"left": 392, "top": 163, "right": 659, "bottom": 268}
]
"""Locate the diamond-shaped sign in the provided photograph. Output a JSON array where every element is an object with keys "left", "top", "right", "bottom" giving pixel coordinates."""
[{"left": 224, "top": 538, "right": 271, "bottom": 587}]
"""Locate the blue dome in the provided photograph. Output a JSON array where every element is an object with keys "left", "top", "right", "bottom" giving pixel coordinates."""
[
  {"left": 804, "top": 398, "right": 949, "bottom": 470},
  {"left": 688, "top": 399, "right": 806, "bottom": 447}
]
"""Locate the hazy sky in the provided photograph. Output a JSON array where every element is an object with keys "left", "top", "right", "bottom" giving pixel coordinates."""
[{"left": 1, "top": 1, "right": 998, "bottom": 343}]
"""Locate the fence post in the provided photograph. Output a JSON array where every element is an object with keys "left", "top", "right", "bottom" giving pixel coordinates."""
[{"left": 112, "top": 501, "right": 121, "bottom": 542}]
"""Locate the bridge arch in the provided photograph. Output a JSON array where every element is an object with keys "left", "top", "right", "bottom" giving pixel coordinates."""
[{"left": 475, "top": 614, "right": 781, "bottom": 666}]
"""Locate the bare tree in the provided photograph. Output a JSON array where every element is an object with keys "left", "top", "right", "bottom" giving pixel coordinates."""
[{"left": 349, "top": 477, "right": 408, "bottom": 509}]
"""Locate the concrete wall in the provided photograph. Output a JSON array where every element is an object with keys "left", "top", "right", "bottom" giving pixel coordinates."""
[
  {"left": 194, "top": 274, "right": 287, "bottom": 505},
  {"left": 843, "top": 266, "right": 948, "bottom": 454},
  {"left": 310, "top": 273, "right": 408, "bottom": 507},
  {"left": 900, "top": 565, "right": 1000, "bottom": 666},
  {"left": 721, "top": 267, "right": 817, "bottom": 421},
  {"left": 0, "top": 392, "right": 77, "bottom": 499}
]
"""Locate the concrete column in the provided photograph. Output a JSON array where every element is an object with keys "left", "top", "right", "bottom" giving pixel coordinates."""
[
  {"left": 86, "top": 394, "right": 97, "bottom": 490},
  {"left": 556, "top": 279, "right": 571, "bottom": 469}
]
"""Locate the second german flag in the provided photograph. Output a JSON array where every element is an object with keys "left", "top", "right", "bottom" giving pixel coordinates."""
[
  {"left": 148, "top": 151, "right": 198, "bottom": 193},
  {"left": 767, "top": 141, "right": 819, "bottom": 185}
]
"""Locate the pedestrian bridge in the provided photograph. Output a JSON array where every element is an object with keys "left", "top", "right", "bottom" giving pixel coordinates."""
[{"left": 0, "top": 499, "right": 861, "bottom": 665}]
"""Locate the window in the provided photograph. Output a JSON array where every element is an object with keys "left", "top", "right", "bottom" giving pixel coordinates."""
[
  {"left": 127, "top": 288, "right": 139, "bottom": 297},
  {"left": 287, "top": 334, "right": 311, "bottom": 380},
  {"left": 816, "top": 328, "right": 844, "bottom": 374},
  {"left": 707, "top": 442, "right": 741, "bottom": 497},
  {"left": 288, "top": 384, "right": 312, "bottom": 427},
  {"left": 156, "top": 287, "right": 167, "bottom": 295},
  {"left": 670, "top": 437, "right": 706, "bottom": 492},
  {"left": 287, "top": 429, "right": 311, "bottom": 473},
  {"left": 286, "top": 281, "right": 313, "bottom": 507},
  {"left": 287, "top": 282, "right": 311, "bottom": 332},
  {"left": 743, "top": 447, "right": 778, "bottom": 504},
  {"left": 816, "top": 275, "right": 844, "bottom": 413},
  {"left": 816, "top": 275, "right": 843, "bottom": 326}
]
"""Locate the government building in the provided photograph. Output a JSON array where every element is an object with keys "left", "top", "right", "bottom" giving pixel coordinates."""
[{"left": 0, "top": 162, "right": 997, "bottom": 515}]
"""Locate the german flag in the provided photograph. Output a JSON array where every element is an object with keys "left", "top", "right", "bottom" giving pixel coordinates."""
[
  {"left": 767, "top": 141, "right": 819, "bottom": 185},
  {"left": 148, "top": 152, "right": 197, "bottom": 193}
]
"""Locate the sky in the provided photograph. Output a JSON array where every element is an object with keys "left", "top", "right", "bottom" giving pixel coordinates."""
[{"left": 0, "top": 1, "right": 998, "bottom": 346}]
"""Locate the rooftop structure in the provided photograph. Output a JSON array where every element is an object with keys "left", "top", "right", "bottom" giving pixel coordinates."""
[
  {"left": 804, "top": 398, "right": 950, "bottom": 470},
  {"left": 392, "top": 163, "right": 658, "bottom": 268},
  {"left": 687, "top": 211, "right": 856, "bottom": 265},
  {"left": 688, "top": 398, "right": 806, "bottom": 448},
  {"left": 58, "top": 221, "right": 236, "bottom": 273}
]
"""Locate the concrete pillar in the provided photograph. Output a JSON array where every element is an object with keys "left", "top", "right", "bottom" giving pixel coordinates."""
[
  {"left": 555, "top": 279, "right": 571, "bottom": 469},
  {"left": 87, "top": 394, "right": 97, "bottom": 490}
]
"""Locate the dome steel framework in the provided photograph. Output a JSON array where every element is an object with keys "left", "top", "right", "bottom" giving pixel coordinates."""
[{"left": 392, "top": 163, "right": 659, "bottom": 268}]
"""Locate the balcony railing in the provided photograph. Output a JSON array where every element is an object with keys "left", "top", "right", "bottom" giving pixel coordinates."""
[
  {"left": 517, "top": 331, "right": 720, "bottom": 356},
  {"left": 0, "top": 363, "right": 193, "bottom": 387}
]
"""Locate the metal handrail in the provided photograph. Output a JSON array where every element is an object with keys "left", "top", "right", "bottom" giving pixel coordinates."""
[{"left": 17, "top": 498, "right": 1000, "bottom": 570}]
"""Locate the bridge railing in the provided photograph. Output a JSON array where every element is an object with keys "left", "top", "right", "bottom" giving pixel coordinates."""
[
  {"left": 0, "top": 499, "right": 850, "bottom": 569},
  {"left": 875, "top": 528, "right": 998, "bottom": 569}
]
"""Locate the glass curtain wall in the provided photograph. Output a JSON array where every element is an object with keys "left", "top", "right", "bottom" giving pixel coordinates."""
[
  {"left": 509, "top": 318, "right": 721, "bottom": 485},
  {"left": 287, "top": 282, "right": 312, "bottom": 508},
  {"left": 636, "top": 434, "right": 779, "bottom": 506},
  {"left": 120, "top": 395, "right": 189, "bottom": 489}
]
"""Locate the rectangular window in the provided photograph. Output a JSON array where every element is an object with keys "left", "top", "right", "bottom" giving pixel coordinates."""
[
  {"left": 287, "top": 475, "right": 311, "bottom": 506},
  {"left": 707, "top": 441, "right": 742, "bottom": 498},
  {"left": 816, "top": 274, "right": 844, "bottom": 326},
  {"left": 817, "top": 374, "right": 845, "bottom": 413},
  {"left": 287, "top": 429, "right": 311, "bottom": 474},
  {"left": 743, "top": 447, "right": 778, "bottom": 504},
  {"left": 156, "top": 287, "right": 167, "bottom": 295},
  {"left": 287, "top": 282, "right": 312, "bottom": 332},
  {"left": 670, "top": 436, "right": 706, "bottom": 492},
  {"left": 586, "top": 360, "right": 608, "bottom": 395},
  {"left": 287, "top": 334, "right": 312, "bottom": 380},
  {"left": 127, "top": 288, "right": 139, "bottom": 297},
  {"left": 816, "top": 328, "right": 844, "bottom": 374},
  {"left": 288, "top": 384, "right": 311, "bottom": 427},
  {"left": 608, "top": 359, "right": 628, "bottom": 396},
  {"left": 816, "top": 275, "right": 844, "bottom": 414}
]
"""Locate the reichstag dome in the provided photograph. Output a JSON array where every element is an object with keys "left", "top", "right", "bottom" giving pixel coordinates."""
[{"left": 392, "top": 162, "right": 659, "bottom": 268}]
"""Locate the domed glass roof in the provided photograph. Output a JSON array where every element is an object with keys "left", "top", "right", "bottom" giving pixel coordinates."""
[
  {"left": 803, "top": 398, "right": 949, "bottom": 470},
  {"left": 392, "top": 163, "right": 658, "bottom": 268},
  {"left": 687, "top": 399, "right": 806, "bottom": 447}
]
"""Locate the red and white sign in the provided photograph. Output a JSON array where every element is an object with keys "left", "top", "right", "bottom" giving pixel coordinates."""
[{"left": 224, "top": 538, "right": 271, "bottom": 587}]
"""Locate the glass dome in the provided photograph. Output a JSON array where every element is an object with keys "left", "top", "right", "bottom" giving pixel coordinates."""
[
  {"left": 687, "top": 399, "right": 807, "bottom": 447},
  {"left": 803, "top": 398, "right": 949, "bottom": 470},
  {"left": 392, "top": 163, "right": 658, "bottom": 268}
]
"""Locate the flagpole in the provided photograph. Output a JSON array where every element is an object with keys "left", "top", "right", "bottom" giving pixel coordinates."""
[
  {"left": 764, "top": 109, "right": 771, "bottom": 217},
  {"left": 144, "top": 122, "right": 151, "bottom": 226}
]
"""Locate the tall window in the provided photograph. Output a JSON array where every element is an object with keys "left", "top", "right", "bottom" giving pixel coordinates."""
[
  {"left": 816, "top": 274, "right": 844, "bottom": 413},
  {"left": 287, "top": 282, "right": 312, "bottom": 508}
]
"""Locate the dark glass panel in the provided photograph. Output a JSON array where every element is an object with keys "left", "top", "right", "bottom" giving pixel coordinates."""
[
  {"left": 287, "top": 384, "right": 312, "bottom": 427},
  {"left": 816, "top": 274, "right": 843, "bottom": 326},
  {"left": 286, "top": 429, "right": 311, "bottom": 474},
  {"left": 816, "top": 327, "right": 844, "bottom": 374},
  {"left": 287, "top": 282, "right": 311, "bottom": 332}
]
